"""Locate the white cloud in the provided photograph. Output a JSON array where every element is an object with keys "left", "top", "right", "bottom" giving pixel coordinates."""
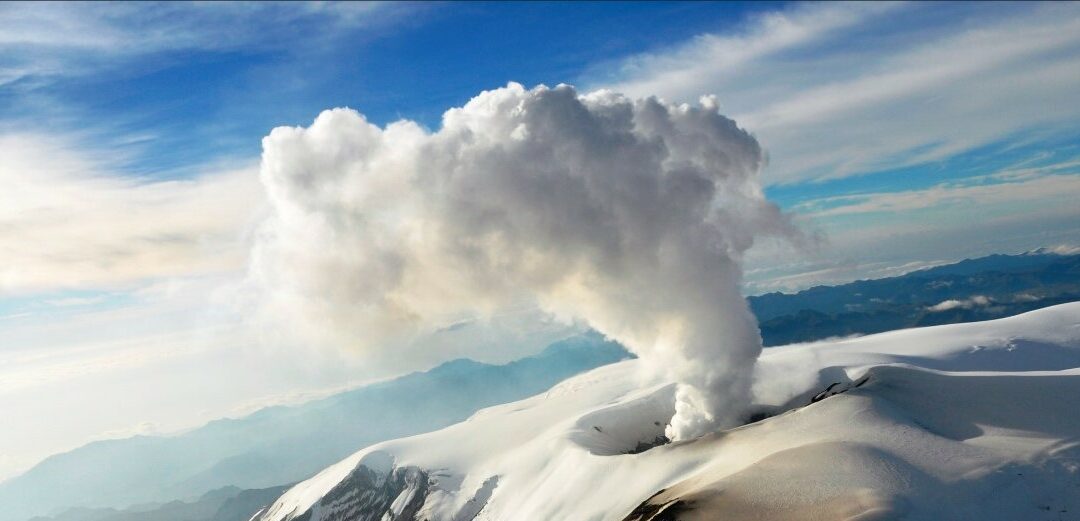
[
  {"left": 599, "top": 2, "right": 1080, "bottom": 184},
  {"left": 927, "top": 295, "right": 991, "bottom": 312},
  {"left": 0, "top": 325, "right": 213, "bottom": 395},
  {"left": 98, "top": 421, "right": 160, "bottom": 440},
  {"left": 1038, "top": 244, "right": 1080, "bottom": 256},
  {"left": 0, "top": 133, "right": 262, "bottom": 294}
]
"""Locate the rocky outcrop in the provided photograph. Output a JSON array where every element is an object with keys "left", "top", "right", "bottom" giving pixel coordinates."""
[
  {"left": 287, "top": 465, "right": 430, "bottom": 521},
  {"left": 267, "top": 461, "right": 500, "bottom": 521}
]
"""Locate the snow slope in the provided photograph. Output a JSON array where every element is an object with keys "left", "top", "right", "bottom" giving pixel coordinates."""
[{"left": 257, "top": 302, "right": 1080, "bottom": 521}]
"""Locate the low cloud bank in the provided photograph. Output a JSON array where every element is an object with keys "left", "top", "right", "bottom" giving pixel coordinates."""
[
  {"left": 249, "top": 83, "right": 795, "bottom": 439},
  {"left": 927, "top": 295, "right": 992, "bottom": 312}
]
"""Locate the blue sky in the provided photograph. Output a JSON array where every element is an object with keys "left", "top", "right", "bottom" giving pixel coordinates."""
[
  {"left": 1, "top": 1, "right": 1079, "bottom": 481},
  {"left": 3, "top": 2, "right": 782, "bottom": 173}
]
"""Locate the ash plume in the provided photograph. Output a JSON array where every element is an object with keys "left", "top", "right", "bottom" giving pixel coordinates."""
[{"left": 250, "top": 83, "right": 795, "bottom": 439}]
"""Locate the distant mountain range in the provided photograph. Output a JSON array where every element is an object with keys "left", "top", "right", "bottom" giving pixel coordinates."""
[
  {"left": 0, "top": 335, "right": 630, "bottom": 521},
  {"left": 751, "top": 250, "right": 1080, "bottom": 346},
  {"left": 28, "top": 485, "right": 288, "bottom": 521},
  {"left": 12, "top": 249, "right": 1080, "bottom": 521}
]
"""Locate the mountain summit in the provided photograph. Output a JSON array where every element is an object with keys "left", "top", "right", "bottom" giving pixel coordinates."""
[{"left": 257, "top": 303, "right": 1080, "bottom": 521}]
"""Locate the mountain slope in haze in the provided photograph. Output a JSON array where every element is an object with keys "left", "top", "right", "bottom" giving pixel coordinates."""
[
  {"left": 256, "top": 303, "right": 1080, "bottom": 521},
  {"left": 751, "top": 250, "right": 1080, "bottom": 345},
  {"left": 29, "top": 485, "right": 289, "bottom": 521},
  {"left": 0, "top": 334, "right": 630, "bottom": 521}
]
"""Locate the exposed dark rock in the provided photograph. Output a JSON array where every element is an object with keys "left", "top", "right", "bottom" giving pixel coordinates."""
[
  {"left": 811, "top": 382, "right": 843, "bottom": 403},
  {"left": 621, "top": 491, "right": 691, "bottom": 521},
  {"left": 743, "top": 409, "right": 774, "bottom": 424},
  {"left": 810, "top": 376, "right": 870, "bottom": 404},
  {"left": 627, "top": 436, "right": 671, "bottom": 455},
  {"left": 275, "top": 462, "right": 502, "bottom": 521},
  {"left": 298, "top": 464, "right": 430, "bottom": 521}
]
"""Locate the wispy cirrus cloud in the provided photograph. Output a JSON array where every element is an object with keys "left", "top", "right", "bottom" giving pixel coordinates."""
[
  {"left": 744, "top": 167, "right": 1080, "bottom": 293},
  {"left": 0, "top": 2, "right": 415, "bottom": 87},
  {"left": 0, "top": 133, "right": 262, "bottom": 294},
  {"left": 595, "top": 1, "right": 1080, "bottom": 292},
  {"left": 797, "top": 166, "right": 1080, "bottom": 218},
  {"left": 595, "top": 2, "right": 902, "bottom": 103},
  {"left": 597, "top": 1, "right": 1080, "bottom": 185}
]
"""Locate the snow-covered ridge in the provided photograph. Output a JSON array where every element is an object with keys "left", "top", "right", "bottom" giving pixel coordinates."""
[{"left": 259, "top": 303, "right": 1080, "bottom": 520}]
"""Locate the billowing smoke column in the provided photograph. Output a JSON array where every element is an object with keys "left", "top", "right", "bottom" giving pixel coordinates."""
[{"left": 251, "top": 83, "right": 793, "bottom": 440}]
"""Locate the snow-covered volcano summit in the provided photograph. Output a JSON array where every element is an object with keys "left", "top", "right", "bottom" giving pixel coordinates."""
[{"left": 256, "top": 303, "right": 1080, "bottom": 521}]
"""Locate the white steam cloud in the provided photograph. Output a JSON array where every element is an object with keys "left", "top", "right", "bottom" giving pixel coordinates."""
[{"left": 250, "top": 83, "right": 794, "bottom": 439}]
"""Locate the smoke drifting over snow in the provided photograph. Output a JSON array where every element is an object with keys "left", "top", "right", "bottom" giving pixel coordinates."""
[{"left": 250, "top": 83, "right": 794, "bottom": 440}]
